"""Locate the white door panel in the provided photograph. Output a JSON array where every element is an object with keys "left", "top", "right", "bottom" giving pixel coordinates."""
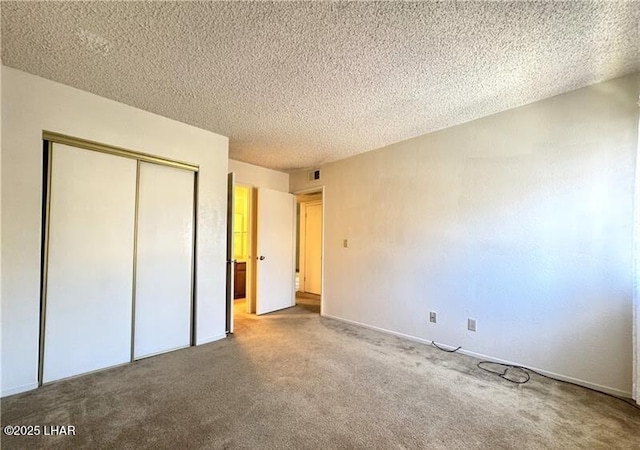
[
  {"left": 44, "top": 144, "right": 137, "bottom": 383},
  {"left": 256, "top": 188, "right": 295, "bottom": 314},
  {"left": 134, "top": 162, "right": 194, "bottom": 359}
]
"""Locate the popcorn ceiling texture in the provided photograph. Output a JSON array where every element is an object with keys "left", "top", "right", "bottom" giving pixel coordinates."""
[{"left": 1, "top": 1, "right": 638, "bottom": 171}]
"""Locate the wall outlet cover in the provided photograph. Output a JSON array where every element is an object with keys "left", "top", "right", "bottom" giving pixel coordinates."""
[
  {"left": 429, "top": 312, "right": 437, "bottom": 323},
  {"left": 468, "top": 318, "right": 477, "bottom": 332}
]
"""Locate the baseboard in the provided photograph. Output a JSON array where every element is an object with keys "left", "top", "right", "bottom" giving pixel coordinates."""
[
  {"left": 322, "top": 314, "right": 632, "bottom": 399},
  {"left": 196, "top": 333, "right": 227, "bottom": 346},
  {"left": 1, "top": 382, "right": 38, "bottom": 398},
  {"left": 323, "top": 313, "right": 435, "bottom": 345}
]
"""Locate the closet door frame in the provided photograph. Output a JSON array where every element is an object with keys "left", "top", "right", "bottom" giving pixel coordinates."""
[{"left": 38, "top": 131, "right": 199, "bottom": 386}]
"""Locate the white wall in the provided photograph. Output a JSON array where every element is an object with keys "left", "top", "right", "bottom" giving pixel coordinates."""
[
  {"left": 1, "top": 67, "right": 229, "bottom": 397},
  {"left": 291, "top": 74, "right": 640, "bottom": 396},
  {"left": 229, "top": 159, "right": 289, "bottom": 192}
]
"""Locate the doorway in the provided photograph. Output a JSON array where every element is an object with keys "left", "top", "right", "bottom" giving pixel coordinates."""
[
  {"left": 296, "top": 190, "right": 323, "bottom": 315},
  {"left": 226, "top": 183, "right": 322, "bottom": 324},
  {"left": 227, "top": 183, "right": 298, "bottom": 320},
  {"left": 231, "top": 184, "right": 253, "bottom": 319}
]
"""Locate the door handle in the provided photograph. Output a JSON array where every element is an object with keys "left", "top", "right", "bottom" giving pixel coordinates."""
[
  {"left": 227, "top": 259, "right": 236, "bottom": 264},
  {"left": 258, "top": 256, "right": 266, "bottom": 261}
]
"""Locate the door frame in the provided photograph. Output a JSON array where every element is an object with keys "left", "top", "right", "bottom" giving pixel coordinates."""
[
  {"left": 225, "top": 173, "right": 235, "bottom": 334},
  {"left": 633, "top": 115, "right": 640, "bottom": 404},
  {"left": 293, "top": 186, "right": 325, "bottom": 316},
  {"left": 227, "top": 182, "right": 256, "bottom": 315},
  {"left": 241, "top": 184, "right": 257, "bottom": 314},
  {"left": 299, "top": 199, "right": 323, "bottom": 295}
]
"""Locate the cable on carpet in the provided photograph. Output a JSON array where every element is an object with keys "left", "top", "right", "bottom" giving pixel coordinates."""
[
  {"left": 477, "top": 361, "right": 640, "bottom": 411},
  {"left": 431, "top": 341, "right": 461, "bottom": 353},
  {"left": 477, "top": 361, "right": 530, "bottom": 384},
  {"left": 428, "top": 341, "right": 639, "bottom": 411}
]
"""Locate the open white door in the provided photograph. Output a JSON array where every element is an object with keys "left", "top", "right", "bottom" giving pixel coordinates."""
[{"left": 256, "top": 188, "right": 296, "bottom": 314}]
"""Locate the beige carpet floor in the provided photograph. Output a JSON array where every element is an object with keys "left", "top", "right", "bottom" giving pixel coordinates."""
[{"left": 2, "top": 305, "right": 639, "bottom": 449}]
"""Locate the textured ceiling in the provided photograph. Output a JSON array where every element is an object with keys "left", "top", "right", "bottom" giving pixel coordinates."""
[{"left": 2, "top": 2, "right": 639, "bottom": 172}]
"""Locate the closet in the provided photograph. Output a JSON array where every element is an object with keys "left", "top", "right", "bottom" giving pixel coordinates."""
[{"left": 40, "top": 135, "right": 197, "bottom": 384}]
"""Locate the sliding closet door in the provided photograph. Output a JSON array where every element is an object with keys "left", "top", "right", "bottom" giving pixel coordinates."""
[
  {"left": 134, "top": 162, "right": 194, "bottom": 359},
  {"left": 43, "top": 143, "right": 137, "bottom": 383}
]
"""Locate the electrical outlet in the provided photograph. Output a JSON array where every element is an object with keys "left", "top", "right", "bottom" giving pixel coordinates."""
[
  {"left": 343, "top": 239, "right": 348, "bottom": 248},
  {"left": 429, "top": 312, "right": 437, "bottom": 323},
  {"left": 468, "top": 318, "right": 477, "bottom": 332}
]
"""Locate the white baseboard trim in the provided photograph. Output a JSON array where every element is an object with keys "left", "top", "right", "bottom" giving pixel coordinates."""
[
  {"left": 1, "top": 382, "right": 39, "bottom": 398},
  {"left": 322, "top": 314, "right": 632, "bottom": 399},
  {"left": 323, "top": 313, "right": 435, "bottom": 345},
  {"left": 196, "top": 333, "right": 227, "bottom": 346}
]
